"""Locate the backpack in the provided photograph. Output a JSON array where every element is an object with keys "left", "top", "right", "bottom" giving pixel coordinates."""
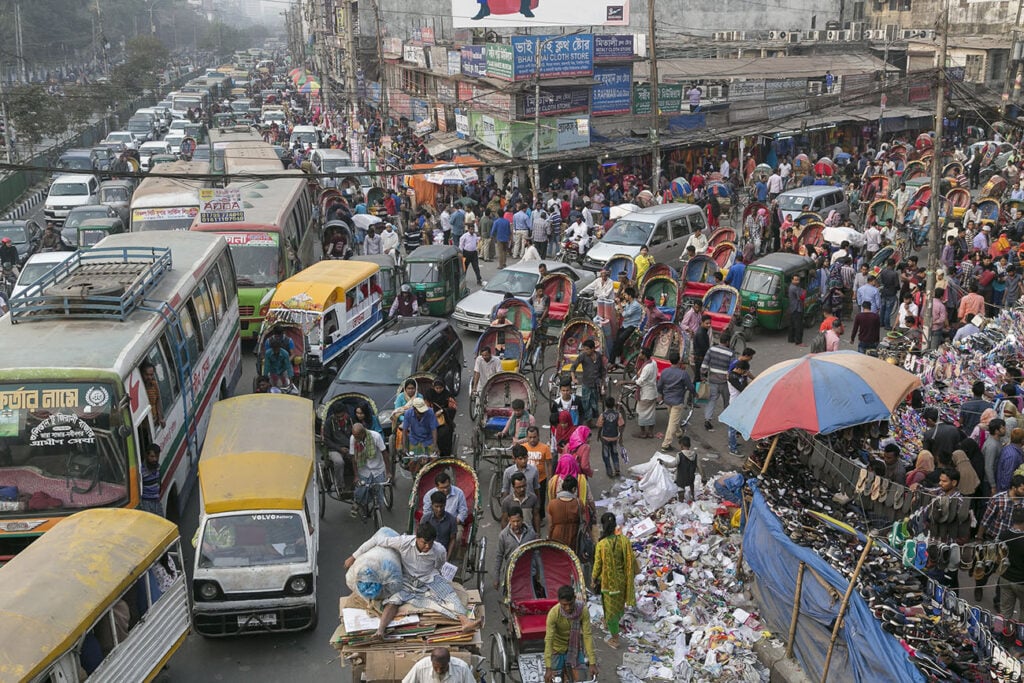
[
  {"left": 809, "top": 331, "right": 827, "bottom": 354},
  {"left": 600, "top": 410, "right": 620, "bottom": 440}
]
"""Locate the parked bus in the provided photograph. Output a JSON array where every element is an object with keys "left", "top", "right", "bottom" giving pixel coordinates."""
[
  {"left": 191, "top": 173, "right": 318, "bottom": 339},
  {"left": 0, "top": 231, "right": 242, "bottom": 559},
  {"left": 0, "top": 509, "right": 190, "bottom": 681},
  {"left": 193, "top": 394, "right": 319, "bottom": 636},
  {"left": 130, "top": 161, "right": 211, "bottom": 232}
]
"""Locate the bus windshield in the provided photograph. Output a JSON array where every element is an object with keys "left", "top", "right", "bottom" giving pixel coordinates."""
[
  {"left": 132, "top": 207, "right": 200, "bottom": 232},
  {"left": 0, "top": 382, "right": 128, "bottom": 515},
  {"left": 224, "top": 233, "right": 280, "bottom": 287},
  {"left": 198, "top": 513, "right": 308, "bottom": 568}
]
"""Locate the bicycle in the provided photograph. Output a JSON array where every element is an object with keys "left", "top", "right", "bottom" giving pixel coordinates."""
[
  {"left": 316, "top": 452, "right": 394, "bottom": 528},
  {"left": 481, "top": 445, "right": 513, "bottom": 521}
]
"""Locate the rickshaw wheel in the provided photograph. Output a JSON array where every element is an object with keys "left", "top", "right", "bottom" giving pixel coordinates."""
[
  {"left": 383, "top": 481, "right": 394, "bottom": 510},
  {"left": 729, "top": 331, "right": 747, "bottom": 353},
  {"left": 316, "top": 461, "right": 328, "bottom": 519},
  {"left": 537, "top": 364, "right": 558, "bottom": 401},
  {"left": 372, "top": 506, "right": 384, "bottom": 530},
  {"left": 476, "top": 536, "right": 487, "bottom": 596},
  {"left": 488, "top": 471, "right": 502, "bottom": 522},
  {"left": 469, "top": 393, "right": 481, "bottom": 422},
  {"left": 489, "top": 634, "right": 509, "bottom": 682}
]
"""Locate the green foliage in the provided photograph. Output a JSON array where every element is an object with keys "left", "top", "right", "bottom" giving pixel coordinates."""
[
  {"left": 5, "top": 85, "right": 68, "bottom": 148},
  {"left": 112, "top": 35, "right": 170, "bottom": 93}
]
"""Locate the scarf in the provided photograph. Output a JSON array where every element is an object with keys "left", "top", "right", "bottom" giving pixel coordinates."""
[
  {"left": 553, "top": 410, "right": 574, "bottom": 445},
  {"left": 554, "top": 453, "right": 580, "bottom": 480},
  {"left": 951, "top": 449, "right": 981, "bottom": 495},
  {"left": 560, "top": 600, "right": 585, "bottom": 664},
  {"left": 566, "top": 426, "right": 590, "bottom": 456},
  {"left": 352, "top": 432, "right": 377, "bottom": 469}
]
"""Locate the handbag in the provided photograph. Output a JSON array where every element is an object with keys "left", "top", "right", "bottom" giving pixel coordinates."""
[
  {"left": 575, "top": 501, "right": 595, "bottom": 563},
  {"left": 696, "top": 381, "right": 710, "bottom": 401}
]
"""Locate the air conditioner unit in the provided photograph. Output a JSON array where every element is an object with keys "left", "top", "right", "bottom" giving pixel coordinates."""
[
  {"left": 826, "top": 30, "right": 840, "bottom": 40},
  {"left": 849, "top": 22, "right": 865, "bottom": 40},
  {"left": 706, "top": 85, "right": 724, "bottom": 99},
  {"left": 885, "top": 24, "right": 900, "bottom": 39},
  {"left": 713, "top": 31, "right": 728, "bottom": 41},
  {"left": 805, "top": 30, "right": 822, "bottom": 40},
  {"left": 841, "top": 30, "right": 853, "bottom": 40},
  {"left": 864, "top": 29, "right": 881, "bottom": 40},
  {"left": 769, "top": 30, "right": 787, "bottom": 40},
  {"left": 808, "top": 81, "right": 824, "bottom": 94},
  {"left": 789, "top": 33, "right": 801, "bottom": 43},
  {"left": 901, "top": 29, "right": 916, "bottom": 39},
  {"left": 734, "top": 31, "right": 747, "bottom": 40}
]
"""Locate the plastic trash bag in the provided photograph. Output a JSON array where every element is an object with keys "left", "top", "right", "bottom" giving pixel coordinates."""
[
  {"left": 345, "top": 526, "right": 403, "bottom": 601},
  {"left": 637, "top": 457, "right": 679, "bottom": 512}
]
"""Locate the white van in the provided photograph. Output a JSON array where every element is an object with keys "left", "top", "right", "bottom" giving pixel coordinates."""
[
  {"left": 44, "top": 174, "right": 100, "bottom": 224},
  {"left": 776, "top": 185, "right": 850, "bottom": 221},
  {"left": 583, "top": 203, "right": 708, "bottom": 271},
  {"left": 289, "top": 124, "right": 322, "bottom": 149}
]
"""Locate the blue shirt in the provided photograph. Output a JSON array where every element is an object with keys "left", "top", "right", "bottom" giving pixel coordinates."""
[
  {"left": 754, "top": 181, "right": 768, "bottom": 202},
  {"left": 450, "top": 209, "right": 465, "bottom": 235},
  {"left": 855, "top": 283, "right": 881, "bottom": 313},
  {"left": 403, "top": 406, "right": 438, "bottom": 447},
  {"left": 421, "top": 485, "right": 469, "bottom": 523},
  {"left": 621, "top": 299, "right": 643, "bottom": 328},
  {"left": 725, "top": 262, "right": 746, "bottom": 288},
  {"left": 513, "top": 210, "right": 532, "bottom": 232},
  {"left": 491, "top": 216, "right": 512, "bottom": 242}
]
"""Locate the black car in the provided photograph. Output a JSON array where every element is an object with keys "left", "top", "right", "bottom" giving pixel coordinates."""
[
  {"left": 56, "top": 148, "right": 97, "bottom": 171},
  {"left": 319, "top": 317, "right": 464, "bottom": 436},
  {"left": 0, "top": 220, "right": 41, "bottom": 265}
]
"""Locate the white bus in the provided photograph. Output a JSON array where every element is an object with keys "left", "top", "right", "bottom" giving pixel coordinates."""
[
  {"left": 0, "top": 231, "right": 242, "bottom": 559},
  {"left": 130, "top": 161, "right": 211, "bottom": 232}
]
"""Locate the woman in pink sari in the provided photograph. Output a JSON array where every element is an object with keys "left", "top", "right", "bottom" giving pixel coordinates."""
[{"left": 563, "top": 425, "right": 593, "bottom": 478}]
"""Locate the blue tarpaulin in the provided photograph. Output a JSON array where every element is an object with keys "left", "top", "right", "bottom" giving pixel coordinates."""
[{"left": 743, "top": 485, "right": 925, "bottom": 683}]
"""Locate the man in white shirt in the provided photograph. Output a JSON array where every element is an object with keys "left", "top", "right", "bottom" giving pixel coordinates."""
[
  {"left": 766, "top": 171, "right": 784, "bottom": 199},
  {"left": 897, "top": 292, "right": 919, "bottom": 328},
  {"left": 864, "top": 224, "right": 881, "bottom": 257},
  {"left": 580, "top": 269, "right": 615, "bottom": 299},
  {"left": 380, "top": 222, "right": 400, "bottom": 260},
  {"left": 472, "top": 346, "right": 503, "bottom": 393},
  {"left": 519, "top": 239, "right": 541, "bottom": 263},
  {"left": 565, "top": 218, "right": 590, "bottom": 251},
  {"left": 719, "top": 155, "right": 730, "bottom": 178},
  {"left": 779, "top": 159, "right": 792, "bottom": 186},
  {"left": 685, "top": 227, "right": 709, "bottom": 254},
  {"left": 403, "top": 648, "right": 475, "bottom": 683}
]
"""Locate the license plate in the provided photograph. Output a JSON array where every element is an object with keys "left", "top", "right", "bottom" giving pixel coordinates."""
[{"left": 238, "top": 612, "right": 277, "bottom": 628}]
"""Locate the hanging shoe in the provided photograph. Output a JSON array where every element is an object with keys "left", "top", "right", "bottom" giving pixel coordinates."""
[
  {"left": 471, "top": 2, "right": 491, "bottom": 20},
  {"left": 519, "top": 0, "right": 535, "bottom": 16}
]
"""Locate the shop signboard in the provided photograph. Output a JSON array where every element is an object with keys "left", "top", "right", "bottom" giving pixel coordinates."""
[
  {"left": 729, "top": 79, "right": 765, "bottom": 101},
  {"left": 594, "top": 34, "right": 634, "bottom": 61},
  {"left": 509, "top": 34, "right": 594, "bottom": 80},
  {"left": 430, "top": 46, "right": 449, "bottom": 74},
  {"left": 764, "top": 78, "right": 806, "bottom": 100},
  {"left": 462, "top": 45, "right": 487, "bottom": 78},
  {"left": 450, "top": 0, "right": 628, "bottom": 28},
  {"left": 421, "top": 26, "right": 435, "bottom": 45},
  {"left": 767, "top": 100, "right": 807, "bottom": 120},
  {"left": 485, "top": 43, "right": 515, "bottom": 80},
  {"left": 632, "top": 83, "right": 683, "bottom": 115},
  {"left": 556, "top": 117, "right": 591, "bottom": 151},
  {"left": 447, "top": 50, "right": 462, "bottom": 76},
  {"left": 907, "top": 81, "right": 932, "bottom": 103},
  {"left": 436, "top": 81, "right": 457, "bottom": 104},
  {"left": 592, "top": 65, "right": 632, "bottom": 115},
  {"left": 412, "top": 98, "right": 430, "bottom": 122},
  {"left": 403, "top": 44, "right": 428, "bottom": 69},
  {"left": 457, "top": 82, "right": 474, "bottom": 101},
  {"left": 455, "top": 108, "right": 469, "bottom": 139},
  {"left": 469, "top": 111, "right": 560, "bottom": 157},
  {"left": 368, "top": 82, "right": 381, "bottom": 103},
  {"left": 382, "top": 37, "right": 403, "bottom": 58},
  {"left": 518, "top": 87, "right": 590, "bottom": 117}
]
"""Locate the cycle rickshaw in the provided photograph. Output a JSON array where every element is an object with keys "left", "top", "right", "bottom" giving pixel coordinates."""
[
  {"left": 470, "top": 371, "right": 536, "bottom": 465},
  {"left": 490, "top": 539, "right": 587, "bottom": 683},
  {"left": 538, "top": 317, "right": 605, "bottom": 400},
  {"left": 682, "top": 255, "right": 718, "bottom": 304},
  {"left": 604, "top": 254, "right": 636, "bottom": 289},
  {"left": 408, "top": 458, "right": 487, "bottom": 593},
  {"left": 536, "top": 271, "right": 578, "bottom": 355},
  {"left": 254, "top": 317, "right": 310, "bottom": 395},
  {"left": 390, "top": 372, "right": 460, "bottom": 475}
]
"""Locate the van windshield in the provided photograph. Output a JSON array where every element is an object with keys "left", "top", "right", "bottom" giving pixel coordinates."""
[
  {"left": 50, "top": 183, "right": 89, "bottom": 197},
  {"left": 742, "top": 269, "right": 779, "bottom": 295},
  {"left": 777, "top": 193, "right": 817, "bottom": 211},
  {"left": 198, "top": 513, "right": 308, "bottom": 568},
  {"left": 602, "top": 219, "right": 652, "bottom": 246}
]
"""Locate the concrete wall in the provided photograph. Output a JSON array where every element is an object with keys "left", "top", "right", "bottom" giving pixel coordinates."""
[
  {"left": 862, "top": 0, "right": 1021, "bottom": 36},
  {"left": 359, "top": 0, "right": 843, "bottom": 42}
]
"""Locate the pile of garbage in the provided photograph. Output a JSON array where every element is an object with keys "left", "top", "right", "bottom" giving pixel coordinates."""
[{"left": 592, "top": 457, "right": 771, "bottom": 683}]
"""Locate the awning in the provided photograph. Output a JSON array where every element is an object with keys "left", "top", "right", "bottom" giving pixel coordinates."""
[{"left": 424, "top": 132, "right": 465, "bottom": 157}]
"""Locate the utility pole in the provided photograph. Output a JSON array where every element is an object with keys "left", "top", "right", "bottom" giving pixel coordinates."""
[
  {"left": 372, "top": 0, "right": 388, "bottom": 124},
  {"left": 0, "top": 74, "right": 13, "bottom": 164},
  {"left": 1001, "top": 0, "right": 1024, "bottom": 115},
  {"left": 922, "top": 0, "right": 949, "bottom": 344},
  {"left": 532, "top": 41, "right": 543, "bottom": 195},
  {"left": 15, "top": 4, "right": 26, "bottom": 83},
  {"left": 648, "top": 0, "right": 661, "bottom": 193}
]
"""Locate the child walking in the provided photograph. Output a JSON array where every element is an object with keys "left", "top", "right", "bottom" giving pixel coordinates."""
[{"left": 596, "top": 397, "right": 624, "bottom": 478}]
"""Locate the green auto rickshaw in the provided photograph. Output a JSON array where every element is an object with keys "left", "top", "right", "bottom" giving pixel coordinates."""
[
  {"left": 405, "top": 244, "right": 468, "bottom": 317},
  {"left": 77, "top": 217, "right": 124, "bottom": 249},
  {"left": 352, "top": 253, "right": 405, "bottom": 318},
  {"left": 732, "top": 252, "right": 820, "bottom": 349}
]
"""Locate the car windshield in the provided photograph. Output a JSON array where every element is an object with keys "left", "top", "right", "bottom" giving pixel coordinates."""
[
  {"left": 50, "top": 182, "right": 89, "bottom": 197},
  {"left": 742, "top": 269, "right": 779, "bottom": 295},
  {"left": 108, "top": 133, "right": 131, "bottom": 142},
  {"left": 101, "top": 187, "right": 130, "bottom": 202},
  {"left": 59, "top": 156, "right": 92, "bottom": 170},
  {"left": 602, "top": 219, "right": 652, "bottom": 246},
  {"left": 484, "top": 269, "right": 538, "bottom": 296},
  {"left": 777, "top": 194, "right": 816, "bottom": 211},
  {"left": 0, "top": 226, "right": 25, "bottom": 244},
  {"left": 231, "top": 102, "right": 250, "bottom": 112},
  {"left": 337, "top": 349, "right": 415, "bottom": 384},
  {"left": 65, "top": 208, "right": 109, "bottom": 228},
  {"left": 127, "top": 121, "right": 150, "bottom": 132},
  {"left": 198, "top": 513, "right": 308, "bottom": 568},
  {"left": 322, "top": 160, "right": 353, "bottom": 173},
  {"left": 0, "top": 381, "right": 128, "bottom": 515},
  {"left": 292, "top": 131, "right": 318, "bottom": 144},
  {"left": 18, "top": 260, "right": 61, "bottom": 284}
]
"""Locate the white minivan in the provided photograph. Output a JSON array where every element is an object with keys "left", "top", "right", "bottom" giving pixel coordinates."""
[
  {"left": 44, "top": 174, "right": 100, "bottom": 224},
  {"left": 776, "top": 185, "right": 850, "bottom": 221},
  {"left": 583, "top": 203, "right": 708, "bottom": 271}
]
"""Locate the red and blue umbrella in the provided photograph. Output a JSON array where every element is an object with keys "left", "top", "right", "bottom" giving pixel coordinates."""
[{"left": 718, "top": 351, "right": 920, "bottom": 440}]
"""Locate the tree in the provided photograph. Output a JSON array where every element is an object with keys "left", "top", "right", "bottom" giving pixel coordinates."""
[
  {"left": 112, "top": 35, "right": 169, "bottom": 94},
  {"left": 5, "top": 85, "right": 68, "bottom": 155}
]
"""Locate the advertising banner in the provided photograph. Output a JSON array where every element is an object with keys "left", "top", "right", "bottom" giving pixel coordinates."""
[
  {"left": 412, "top": 98, "right": 431, "bottom": 122},
  {"left": 461, "top": 45, "right": 487, "bottom": 78},
  {"left": 430, "top": 46, "right": 449, "bottom": 74},
  {"left": 592, "top": 65, "right": 632, "bottom": 115},
  {"left": 764, "top": 78, "right": 806, "bottom": 100},
  {"left": 447, "top": 50, "right": 462, "bottom": 76},
  {"left": 594, "top": 34, "right": 634, "bottom": 61},
  {"left": 437, "top": 81, "right": 457, "bottom": 104},
  {"left": 555, "top": 117, "right": 591, "bottom": 151},
  {"left": 455, "top": 108, "right": 470, "bottom": 139},
  {"left": 403, "top": 44, "right": 428, "bottom": 68},
  {"left": 509, "top": 34, "right": 594, "bottom": 80},
  {"left": 728, "top": 79, "right": 766, "bottom": 101},
  {"left": 632, "top": 83, "right": 683, "bottom": 115},
  {"left": 451, "top": 0, "right": 628, "bottom": 28},
  {"left": 518, "top": 87, "right": 590, "bottom": 117},
  {"left": 485, "top": 43, "right": 515, "bottom": 80}
]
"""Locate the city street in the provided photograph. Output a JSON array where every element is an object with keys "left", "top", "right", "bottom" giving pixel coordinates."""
[{"left": 166, "top": 253, "right": 810, "bottom": 682}]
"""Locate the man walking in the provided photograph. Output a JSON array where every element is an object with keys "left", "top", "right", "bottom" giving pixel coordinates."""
[
  {"left": 531, "top": 209, "right": 550, "bottom": 259},
  {"left": 850, "top": 301, "right": 881, "bottom": 354},
  {"left": 726, "top": 360, "right": 752, "bottom": 455},
  {"left": 491, "top": 210, "right": 512, "bottom": 269},
  {"left": 459, "top": 224, "right": 482, "bottom": 286},
  {"left": 657, "top": 352, "right": 696, "bottom": 452},
  {"left": 878, "top": 259, "right": 900, "bottom": 329},
  {"left": 512, "top": 203, "right": 532, "bottom": 259},
  {"left": 570, "top": 339, "right": 606, "bottom": 427},
  {"left": 788, "top": 275, "right": 806, "bottom": 346},
  {"left": 479, "top": 209, "right": 494, "bottom": 262},
  {"left": 700, "top": 337, "right": 735, "bottom": 432}
]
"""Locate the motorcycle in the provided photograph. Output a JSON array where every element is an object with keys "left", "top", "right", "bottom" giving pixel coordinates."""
[
  {"left": 559, "top": 239, "right": 585, "bottom": 265},
  {"left": 1, "top": 262, "right": 17, "bottom": 298}
]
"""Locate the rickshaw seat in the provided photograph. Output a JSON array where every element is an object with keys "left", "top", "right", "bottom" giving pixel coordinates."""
[
  {"left": 515, "top": 598, "right": 557, "bottom": 641},
  {"left": 485, "top": 407, "right": 513, "bottom": 432},
  {"left": 707, "top": 312, "right": 733, "bottom": 331},
  {"left": 500, "top": 359, "right": 519, "bottom": 372},
  {"left": 653, "top": 358, "right": 672, "bottom": 375},
  {"left": 684, "top": 282, "right": 713, "bottom": 298},
  {"left": 548, "top": 301, "right": 570, "bottom": 320}
]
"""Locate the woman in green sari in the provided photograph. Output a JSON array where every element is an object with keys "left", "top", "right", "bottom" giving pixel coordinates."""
[{"left": 591, "top": 512, "right": 637, "bottom": 648}]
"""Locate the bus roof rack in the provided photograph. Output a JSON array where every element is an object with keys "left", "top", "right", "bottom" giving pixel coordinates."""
[{"left": 8, "top": 246, "right": 173, "bottom": 323}]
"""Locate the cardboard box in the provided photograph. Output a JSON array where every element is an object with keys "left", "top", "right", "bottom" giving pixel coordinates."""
[{"left": 363, "top": 649, "right": 471, "bottom": 682}]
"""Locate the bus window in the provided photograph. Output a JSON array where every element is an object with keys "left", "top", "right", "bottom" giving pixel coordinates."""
[
  {"left": 192, "top": 283, "right": 217, "bottom": 343},
  {"left": 179, "top": 303, "right": 202, "bottom": 360},
  {"left": 218, "top": 251, "right": 237, "bottom": 297},
  {"left": 157, "top": 335, "right": 181, "bottom": 400},
  {"left": 144, "top": 346, "right": 176, "bottom": 420},
  {"left": 207, "top": 266, "right": 227, "bottom": 317}
]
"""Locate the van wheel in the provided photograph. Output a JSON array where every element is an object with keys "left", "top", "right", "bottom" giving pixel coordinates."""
[
  {"left": 219, "top": 381, "right": 229, "bottom": 401},
  {"left": 306, "top": 607, "right": 319, "bottom": 632}
]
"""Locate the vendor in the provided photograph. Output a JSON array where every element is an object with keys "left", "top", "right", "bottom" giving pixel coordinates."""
[
  {"left": 344, "top": 525, "right": 481, "bottom": 638},
  {"left": 402, "top": 648, "right": 475, "bottom": 683}
]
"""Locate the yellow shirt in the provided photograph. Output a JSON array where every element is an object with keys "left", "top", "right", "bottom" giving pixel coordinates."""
[
  {"left": 634, "top": 253, "right": 656, "bottom": 282},
  {"left": 543, "top": 603, "right": 595, "bottom": 669}
]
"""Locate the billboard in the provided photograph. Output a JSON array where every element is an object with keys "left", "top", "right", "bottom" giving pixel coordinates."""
[
  {"left": 592, "top": 65, "right": 632, "bottom": 115},
  {"left": 594, "top": 34, "right": 634, "bottom": 61},
  {"left": 632, "top": 83, "right": 683, "bottom": 115},
  {"left": 461, "top": 45, "right": 487, "bottom": 77},
  {"left": 487, "top": 35, "right": 593, "bottom": 82},
  {"left": 517, "top": 87, "right": 590, "bottom": 117},
  {"left": 468, "top": 112, "right": 588, "bottom": 156},
  {"left": 451, "top": 0, "right": 629, "bottom": 28}
]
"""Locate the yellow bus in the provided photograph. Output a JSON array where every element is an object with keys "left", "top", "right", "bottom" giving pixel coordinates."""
[
  {"left": 0, "top": 509, "right": 190, "bottom": 682},
  {"left": 192, "top": 394, "right": 319, "bottom": 636}
]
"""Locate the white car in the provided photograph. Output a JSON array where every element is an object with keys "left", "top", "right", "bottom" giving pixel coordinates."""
[
  {"left": 452, "top": 260, "right": 595, "bottom": 332},
  {"left": 164, "top": 133, "right": 185, "bottom": 154},
  {"left": 138, "top": 141, "right": 173, "bottom": 171},
  {"left": 12, "top": 251, "right": 74, "bottom": 298},
  {"left": 103, "top": 131, "right": 140, "bottom": 150}
]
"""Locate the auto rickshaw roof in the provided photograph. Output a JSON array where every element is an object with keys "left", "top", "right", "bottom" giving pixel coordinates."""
[
  {"left": 748, "top": 252, "right": 816, "bottom": 274},
  {"left": 269, "top": 260, "right": 380, "bottom": 311},
  {"left": 0, "top": 509, "right": 179, "bottom": 680},
  {"left": 199, "top": 395, "right": 315, "bottom": 514},
  {"left": 404, "top": 244, "right": 460, "bottom": 262}
]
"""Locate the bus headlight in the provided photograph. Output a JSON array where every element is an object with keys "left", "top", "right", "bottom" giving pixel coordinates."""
[{"left": 286, "top": 574, "right": 313, "bottom": 595}]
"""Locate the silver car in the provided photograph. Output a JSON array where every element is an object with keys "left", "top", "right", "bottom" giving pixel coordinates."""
[{"left": 452, "top": 260, "right": 594, "bottom": 332}]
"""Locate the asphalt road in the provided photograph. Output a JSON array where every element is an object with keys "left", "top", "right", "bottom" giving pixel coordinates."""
[{"left": 160, "top": 252, "right": 814, "bottom": 683}]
